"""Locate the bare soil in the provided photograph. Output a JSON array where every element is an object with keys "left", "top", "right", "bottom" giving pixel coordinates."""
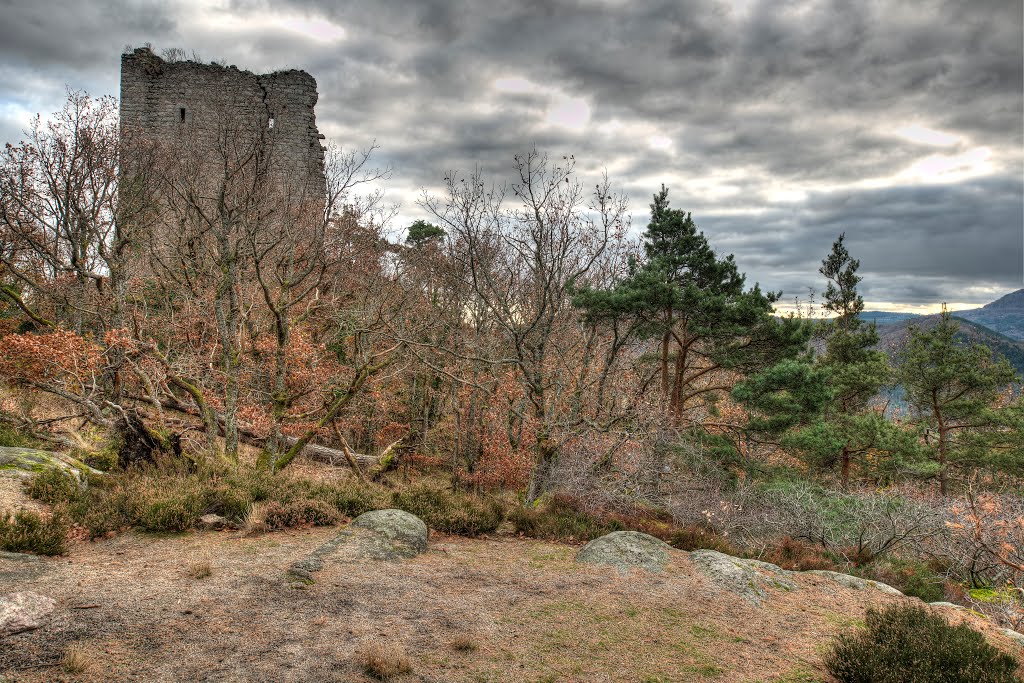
[{"left": 3, "top": 520, "right": 1021, "bottom": 683}]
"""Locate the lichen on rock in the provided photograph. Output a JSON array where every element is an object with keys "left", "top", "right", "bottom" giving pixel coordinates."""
[
  {"left": 689, "top": 549, "right": 797, "bottom": 606},
  {"left": 351, "top": 509, "right": 429, "bottom": 559},
  {"left": 804, "top": 569, "right": 903, "bottom": 597},
  {"left": 0, "top": 446, "right": 98, "bottom": 482},
  {"left": 287, "top": 509, "right": 428, "bottom": 583},
  {"left": 576, "top": 531, "right": 671, "bottom": 573},
  {"left": 0, "top": 591, "right": 56, "bottom": 636}
]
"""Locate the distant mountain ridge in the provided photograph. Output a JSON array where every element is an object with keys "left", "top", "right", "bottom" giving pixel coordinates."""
[
  {"left": 952, "top": 289, "right": 1024, "bottom": 340},
  {"left": 859, "top": 288, "right": 1024, "bottom": 342}
]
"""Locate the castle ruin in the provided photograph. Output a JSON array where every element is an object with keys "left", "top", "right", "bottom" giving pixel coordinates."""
[{"left": 119, "top": 47, "right": 327, "bottom": 196}]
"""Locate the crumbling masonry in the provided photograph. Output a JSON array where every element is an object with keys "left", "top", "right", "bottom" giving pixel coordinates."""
[{"left": 119, "top": 47, "right": 326, "bottom": 194}]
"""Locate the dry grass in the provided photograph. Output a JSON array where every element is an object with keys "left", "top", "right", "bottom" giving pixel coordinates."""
[
  {"left": 450, "top": 635, "right": 479, "bottom": 652},
  {"left": 357, "top": 642, "right": 413, "bottom": 680},
  {"left": 185, "top": 560, "right": 212, "bottom": 579},
  {"left": 3, "top": 526, "right": 1021, "bottom": 682},
  {"left": 241, "top": 502, "right": 269, "bottom": 535},
  {"left": 61, "top": 643, "right": 94, "bottom": 674}
]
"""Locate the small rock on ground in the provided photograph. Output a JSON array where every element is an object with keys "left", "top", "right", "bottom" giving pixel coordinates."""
[
  {"left": 0, "top": 591, "right": 56, "bottom": 636},
  {"left": 576, "top": 531, "right": 671, "bottom": 573}
]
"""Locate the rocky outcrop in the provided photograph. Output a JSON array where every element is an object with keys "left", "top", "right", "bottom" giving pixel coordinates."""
[
  {"left": 576, "top": 531, "right": 672, "bottom": 573},
  {"left": 805, "top": 570, "right": 903, "bottom": 597},
  {"left": 0, "top": 446, "right": 98, "bottom": 482},
  {"left": 288, "top": 509, "right": 428, "bottom": 583},
  {"left": 690, "top": 550, "right": 798, "bottom": 606},
  {"left": 0, "top": 591, "right": 56, "bottom": 636}
]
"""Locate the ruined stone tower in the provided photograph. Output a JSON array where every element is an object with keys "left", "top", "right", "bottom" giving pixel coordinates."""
[{"left": 119, "top": 47, "right": 326, "bottom": 195}]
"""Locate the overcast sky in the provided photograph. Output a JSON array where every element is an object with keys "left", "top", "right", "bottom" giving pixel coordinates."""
[{"left": 1, "top": 0, "right": 1021, "bottom": 311}]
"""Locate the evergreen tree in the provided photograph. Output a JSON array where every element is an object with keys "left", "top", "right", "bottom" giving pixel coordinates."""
[
  {"left": 575, "top": 186, "right": 809, "bottom": 426},
  {"left": 894, "top": 310, "right": 1019, "bottom": 494},
  {"left": 793, "top": 234, "right": 894, "bottom": 487},
  {"left": 406, "top": 219, "right": 446, "bottom": 246}
]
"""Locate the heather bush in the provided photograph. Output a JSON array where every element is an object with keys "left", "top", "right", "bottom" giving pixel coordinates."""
[
  {"left": 858, "top": 558, "right": 946, "bottom": 603},
  {"left": 0, "top": 509, "right": 68, "bottom": 555},
  {"left": 263, "top": 499, "right": 340, "bottom": 529},
  {"left": 509, "top": 494, "right": 623, "bottom": 541},
  {"left": 392, "top": 483, "right": 505, "bottom": 535},
  {"left": 826, "top": 605, "right": 1018, "bottom": 683},
  {"left": 27, "top": 468, "right": 83, "bottom": 507}
]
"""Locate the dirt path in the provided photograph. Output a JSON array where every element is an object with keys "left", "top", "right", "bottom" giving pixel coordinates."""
[{"left": 1, "top": 527, "right": 1020, "bottom": 682}]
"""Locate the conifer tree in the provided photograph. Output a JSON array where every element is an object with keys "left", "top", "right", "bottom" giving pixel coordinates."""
[
  {"left": 894, "top": 309, "right": 1018, "bottom": 494},
  {"left": 787, "top": 234, "right": 894, "bottom": 488},
  {"left": 575, "top": 186, "right": 808, "bottom": 426}
]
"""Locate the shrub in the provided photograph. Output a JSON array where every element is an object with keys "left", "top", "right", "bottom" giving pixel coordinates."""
[
  {"left": 137, "top": 491, "right": 203, "bottom": 532},
  {"left": 263, "top": 499, "right": 341, "bottom": 530},
  {"left": 757, "top": 481, "right": 942, "bottom": 565},
  {"left": 77, "top": 486, "right": 141, "bottom": 538},
  {"left": 759, "top": 536, "right": 836, "bottom": 571},
  {"left": 327, "top": 480, "right": 390, "bottom": 518},
  {"left": 0, "top": 509, "right": 68, "bottom": 555},
  {"left": 27, "top": 468, "right": 83, "bottom": 506},
  {"left": 825, "top": 604, "right": 1018, "bottom": 683},
  {"left": 391, "top": 484, "right": 505, "bottom": 535},
  {"left": 667, "top": 525, "right": 738, "bottom": 555},
  {"left": 77, "top": 446, "right": 119, "bottom": 472},
  {"left": 0, "top": 421, "right": 38, "bottom": 448},
  {"left": 357, "top": 642, "right": 412, "bottom": 680},
  {"left": 205, "top": 481, "right": 255, "bottom": 522},
  {"left": 508, "top": 494, "right": 622, "bottom": 541},
  {"left": 859, "top": 559, "right": 946, "bottom": 603}
]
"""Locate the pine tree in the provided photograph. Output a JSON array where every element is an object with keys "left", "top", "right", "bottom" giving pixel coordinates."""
[
  {"left": 894, "top": 310, "right": 1018, "bottom": 494},
  {"left": 575, "top": 186, "right": 808, "bottom": 426},
  {"left": 797, "top": 234, "right": 893, "bottom": 488}
]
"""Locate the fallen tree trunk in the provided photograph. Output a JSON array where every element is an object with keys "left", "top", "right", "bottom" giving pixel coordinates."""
[
  {"left": 279, "top": 437, "right": 379, "bottom": 467},
  {"left": 131, "top": 395, "right": 379, "bottom": 469}
]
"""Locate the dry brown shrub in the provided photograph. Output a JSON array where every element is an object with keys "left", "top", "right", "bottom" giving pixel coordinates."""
[
  {"left": 357, "top": 642, "right": 413, "bottom": 680},
  {"left": 450, "top": 635, "right": 478, "bottom": 652},
  {"left": 186, "top": 560, "right": 212, "bottom": 579},
  {"left": 760, "top": 536, "right": 837, "bottom": 571},
  {"left": 61, "top": 642, "right": 95, "bottom": 674}
]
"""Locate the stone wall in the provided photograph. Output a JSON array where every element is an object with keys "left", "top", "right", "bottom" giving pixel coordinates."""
[{"left": 119, "top": 47, "right": 326, "bottom": 194}]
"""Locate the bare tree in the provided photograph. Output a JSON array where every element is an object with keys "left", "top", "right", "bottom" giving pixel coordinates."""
[{"left": 422, "top": 150, "right": 629, "bottom": 501}]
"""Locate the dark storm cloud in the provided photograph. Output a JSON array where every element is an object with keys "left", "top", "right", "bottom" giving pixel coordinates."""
[{"left": 1, "top": 0, "right": 1021, "bottom": 308}]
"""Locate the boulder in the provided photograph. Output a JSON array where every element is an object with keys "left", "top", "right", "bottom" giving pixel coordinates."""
[
  {"left": 576, "top": 531, "right": 671, "bottom": 573},
  {"left": 690, "top": 550, "right": 797, "bottom": 606},
  {"left": 288, "top": 509, "right": 429, "bottom": 583},
  {"left": 806, "top": 570, "right": 903, "bottom": 597},
  {"left": 350, "top": 509, "right": 429, "bottom": 559},
  {"left": 0, "top": 591, "right": 56, "bottom": 636},
  {"left": 0, "top": 446, "right": 98, "bottom": 482}
]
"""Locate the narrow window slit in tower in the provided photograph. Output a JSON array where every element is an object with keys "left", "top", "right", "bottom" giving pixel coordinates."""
[
  {"left": 268, "top": 114, "right": 275, "bottom": 129},
  {"left": 179, "top": 107, "right": 186, "bottom": 122}
]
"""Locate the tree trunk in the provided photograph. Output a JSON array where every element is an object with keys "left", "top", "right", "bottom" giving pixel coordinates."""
[{"left": 840, "top": 444, "right": 851, "bottom": 490}]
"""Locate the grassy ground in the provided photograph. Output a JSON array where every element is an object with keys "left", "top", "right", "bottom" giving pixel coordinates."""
[{"left": 2, "top": 523, "right": 1021, "bottom": 682}]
